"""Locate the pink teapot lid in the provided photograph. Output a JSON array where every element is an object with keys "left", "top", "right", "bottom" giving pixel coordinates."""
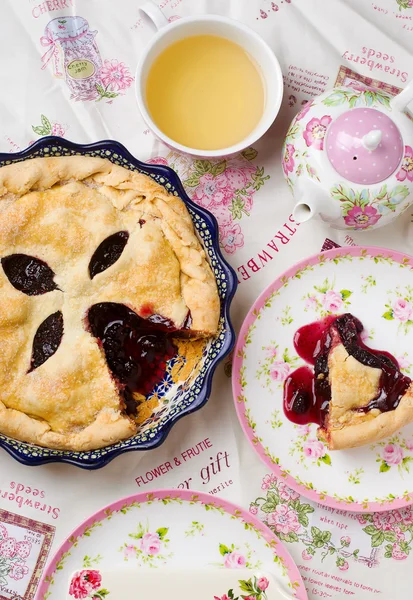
[{"left": 325, "top": 108, "right": 403, "bottom": 185}]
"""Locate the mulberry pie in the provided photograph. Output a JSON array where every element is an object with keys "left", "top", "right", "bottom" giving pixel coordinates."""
[
  {"left": 284, "top": 313, "right": 413, "bottom": 450},
  {"left": 0, "top": 156, "right": 220, "bottom": 451}
]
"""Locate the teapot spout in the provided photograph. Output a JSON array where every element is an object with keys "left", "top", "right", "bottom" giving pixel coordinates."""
[
  {"left": 292, "top": 201, "right": 315, "bottom": 223},
  {"left": 292, "top": 187, "right": 341, "bottom": 224}
]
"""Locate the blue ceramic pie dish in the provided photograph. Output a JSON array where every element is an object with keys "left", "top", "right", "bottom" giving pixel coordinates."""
[{"left": 0, "top": 137, "right": 237, "bottom": 469}]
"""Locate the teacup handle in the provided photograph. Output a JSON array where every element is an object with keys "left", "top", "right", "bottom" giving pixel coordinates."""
[{"left": 140, "top": 1, "right": 169, "bottom": 30}]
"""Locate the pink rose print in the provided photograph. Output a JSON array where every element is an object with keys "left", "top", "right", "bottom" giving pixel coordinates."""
[
  {"left": 214, "top": 596, "right": 230, "bottom": 600},
  {"left": 282, "top": 143, "right": 295, "bottom": 176},
  {"left": 303, "top": 439, "right": 326, "bottom": 459},
  {"left": 261, "top": 473, "right": 277, "bottom": 490},
  {"left": 0, "top": 524, "right": 7, "bottom": 540},
  {"left": 69, "top": 570, "right": 102, "bottom": 599},
  {"left": 257, "top": 577, "right": 269, "bottom": 591},
  {"left": 100, "top": 59, "right": 134, "bottom": 91},
  {"left": 278, "top": 481, "right": 300, "bottom": 501},
  {"left": 124, "top": 544, "right": 136, "bottom": 558},
  {"left": 322, "top": 290, "right": 343, "bottom": 313},
  {"left": 148, "top": 153, "right": 267, "bottom": 257},
  {"left": 396, "top": 146, "right": 413, "bottom": 182},
  {"left": 393, "top": 298, "right": 413, "bottom": 322},
  {"left": 194, "top": 173, "right": 233, "bottom": 208},
  {"left": 398, "top": 507, "right": 413, "bottom": 525},
  {"left": 373, "top": 511, "right": 402, "bottom": 531},
  {"left": 261, "top": 474, "right": 271, "bottom": 490},
  {"left": 85, "top": 570, "right": 102, "bottom": 589},
  {"left": 382, "top": 443, "right": 404, "bottom": 466},
  {"left": 339, "top": 561, "right": 349, "bottom": 571},
  {"left": 249, "top": 504, "right": 258, "bottom": 515},
  {"left": 297, "top": 424, "right": 311, "bottom": 436},
  {"left": 305, "top": 295, "right": 318, "bottom": 310},
  {"left": 356, "top": 515, "right": 367, "bottom": 525},
  {"left": 9, "top": 563, "right": 29, "bottom": 581},
  {"left": 139, "top": 532, "right": 161, "bottom": 556},
  {"left": 224, "top": 551, "right": 247, "bottom": 569},
  {"left": 340, "top": 536, "right": 351, "bottom": 547},
  {"left": 303, "top": 116, "right": 332, "bottom": 150},
  {"left": 392, "top": 544, "right": 408, "bottom": 560},
  {"left": 270, "top": 361, "right": 291, "bottom": 382},
  {"left": 221, "top": 223, "right": 244, "bottom": 254},
  {"left": 344, "top": 205, "right": 381, "bottom": 229},
  {"left": 406, "top": 439, "right": 413, "bottom": 451},
  {"left": 302, "top": 549, "right": 313, "bottom": 561},
  {"left": 267, "top": 504, "right": 300, "bottom": 535}
]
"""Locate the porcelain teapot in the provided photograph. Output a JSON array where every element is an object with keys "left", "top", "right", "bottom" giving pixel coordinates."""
[{"left": 282, "top": 80, "right": 413, "bottom": 230}]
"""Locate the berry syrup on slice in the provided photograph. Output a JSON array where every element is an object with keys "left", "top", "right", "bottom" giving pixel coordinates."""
[
  {"left": 283, "top": 313, "right": 411, "bottom": 426},
  {"left": 284, "top": 316, "right": 335, "bottom": 426}
]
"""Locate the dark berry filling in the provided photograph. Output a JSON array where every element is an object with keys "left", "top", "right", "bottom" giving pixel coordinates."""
[
  {"left": 335, "top": 314, "right": 410, "bottom": 414},
  {"left": 89, "top": 231, "right": 129, "bottom": 279},
  {"left": 2, "top": 254, "right": 58, "bottom": 296},
  {"left": 87, "top": 302, "right": 179, "bottom": 414},
  {"left": 283, "top": 313, "right": 411, "bottom": 426},
  {"left": 29, "top": 311, "right": 64, "bottom": 372}
]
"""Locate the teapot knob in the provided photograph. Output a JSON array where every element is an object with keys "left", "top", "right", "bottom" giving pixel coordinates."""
[
  {"left": 325, "top": 108, "right": 403, "bottom": 184},
  {"left": 362, "top": 129, "right": 382, "bottom": 151}
]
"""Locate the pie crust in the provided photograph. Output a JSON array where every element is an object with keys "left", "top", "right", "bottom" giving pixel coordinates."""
[
  {"left": 318, "top": 343, "right": 413, "bottom": 450},
  {"left": 0, "top": 156, "right": 220, "bottom": 451}
]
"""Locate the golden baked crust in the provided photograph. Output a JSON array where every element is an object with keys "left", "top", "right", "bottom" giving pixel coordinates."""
[
  {"left": 0, "top": 156, "right": 220, "bottom": 451},
  {"left": 318, "top": 343, "right": 413, "bottom": 450}
]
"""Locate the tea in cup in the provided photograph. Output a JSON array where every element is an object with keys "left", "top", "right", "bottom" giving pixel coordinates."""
[{"left": 136, "top": 2, "right": 283, "bottom": 157}]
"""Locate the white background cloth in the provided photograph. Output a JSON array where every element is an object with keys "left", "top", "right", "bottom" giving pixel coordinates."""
[{"left": 1, "top": 1, "right": 413, "bottom": 598}]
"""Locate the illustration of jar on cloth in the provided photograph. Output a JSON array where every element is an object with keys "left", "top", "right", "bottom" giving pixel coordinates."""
[{"left": 40, "top": 16, "right": 102, "bottom": 101}]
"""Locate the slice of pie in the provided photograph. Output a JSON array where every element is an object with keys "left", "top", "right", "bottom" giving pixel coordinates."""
[
  {"left": 284, "top": 314, "right": 413, "bottom": 450},
  {"left": 0, "top": 156, "right": 220, "bottom": 451}
]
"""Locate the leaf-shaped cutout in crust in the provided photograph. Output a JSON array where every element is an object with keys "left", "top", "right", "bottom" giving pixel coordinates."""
[
  {"left": 29, "top": 311, "right": 64, "bottom": 372},
  {"left": 89, "top": 231, "right": 129, "bottom": 279},
  {"left": 1, "top": 254, "right": 58, "bottom": 296}
]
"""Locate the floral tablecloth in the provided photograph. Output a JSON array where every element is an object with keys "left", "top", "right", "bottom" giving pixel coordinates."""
[{"left": 1, "top": 1, "right": 413, "bottom": 599}]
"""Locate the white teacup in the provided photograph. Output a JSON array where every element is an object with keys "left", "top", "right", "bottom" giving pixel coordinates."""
[{"left": 136, "top": 1, "right": 283, "bottom": 157}]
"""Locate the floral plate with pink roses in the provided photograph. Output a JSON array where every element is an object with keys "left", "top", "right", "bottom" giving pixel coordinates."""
[
  {"left": 38, "top": 489, "right": 306, "bottom": 600},
  {"left": 233, "top": 246, "right": 413, "bottom": 513}
]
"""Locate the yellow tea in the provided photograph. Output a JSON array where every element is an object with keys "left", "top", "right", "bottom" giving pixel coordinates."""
[{"left": 146, "top": 35, "right": 265, "bottom": 150}]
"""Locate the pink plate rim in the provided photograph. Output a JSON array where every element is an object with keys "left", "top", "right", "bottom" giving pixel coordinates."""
[
  {"left": 37, "top": 488, "right": 307, "bottom": 599},
  {"left": 232, "top": 245, "right": 413, "bottom": 513}
]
